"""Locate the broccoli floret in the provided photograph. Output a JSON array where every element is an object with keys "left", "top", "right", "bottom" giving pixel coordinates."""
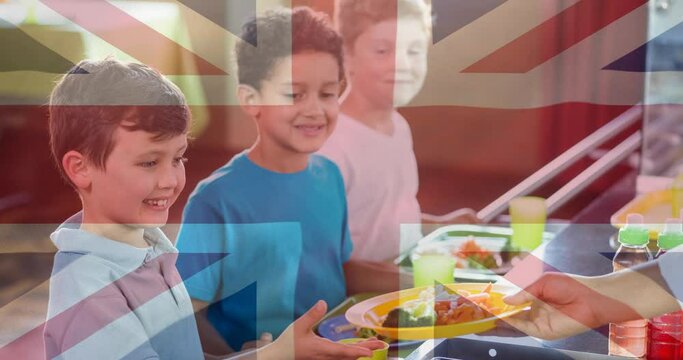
[
  {"left": 357, "top": 327, "right": 377, "bottom": 338},
  {"left": 408, "top": 314, "right": 435, "bottom": 327},
  {"left": 382, "top": 308, "right": 435, "bottom": 328},
  {"left": 356, "top": 327, "right": 395, "bottom": 343}
]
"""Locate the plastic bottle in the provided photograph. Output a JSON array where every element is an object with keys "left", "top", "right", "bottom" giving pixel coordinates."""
[
  {"left": 647, "top": 218, "right": 683, "bottom": 360},
  {"left": 609, "top": 214, "right": 653, "bottom": 358}
]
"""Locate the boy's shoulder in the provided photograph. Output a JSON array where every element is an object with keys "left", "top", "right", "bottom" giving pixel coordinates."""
[
  {"left": 190, "top": 152, "right": 251, "bottom": 197},
  {"left": 48, "top": 251, "right": 124, "bottom": 313},
  {"left": 308, "top": 153, "right": 343, "bottom": 178},
  {"left": 193, "top": 153, "right": 341, "bottom": 190},
  {"left": 309, "top": 152, "right": 338, "bottom": 168},
  {"left": 327, "top": 112, "right": 361, "bottom": 140}
]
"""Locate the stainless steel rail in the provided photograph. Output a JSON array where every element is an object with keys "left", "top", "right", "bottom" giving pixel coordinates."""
[
  {"left": 545, "top": 131, "right": 642, "bottom": 214},
  {"left": 476, "top": 105, "right": 642, "bottom": 222},
  {"left": 423, "top": 105, "right": 643, "bottom": 224}
]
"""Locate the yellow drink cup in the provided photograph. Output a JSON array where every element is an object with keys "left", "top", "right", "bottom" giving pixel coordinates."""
[
  {"left": 509, "top": 196, "right": 547, "bottom": 251},
  {"left": 411, "top": 253, "right": 455, "bottom": 287}
]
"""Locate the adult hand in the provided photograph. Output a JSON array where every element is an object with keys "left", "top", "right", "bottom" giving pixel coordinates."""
[{"left": 500, "top": 272, "right": 625, "bottom": 340}]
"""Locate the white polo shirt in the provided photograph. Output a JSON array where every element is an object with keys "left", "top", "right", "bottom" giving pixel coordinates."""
[{"left": 44, "top": 213, "right": 203, "bottom": 359}]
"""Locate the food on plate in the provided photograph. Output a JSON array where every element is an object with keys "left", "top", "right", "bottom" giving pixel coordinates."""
[
  {"left": 452, "top": 237, "right": 500, "bottom": 269},
  {"left": 380, "top": 284, "right": 500, "bottom": 328},
  {"left": 355, "top": 327, "right": 396, "bottom": 343},
  {"left": 449, "top": 236, "right": 524, "bottom": 270}
]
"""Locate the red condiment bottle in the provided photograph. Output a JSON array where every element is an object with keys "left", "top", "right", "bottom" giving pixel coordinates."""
[{"left": 648, "top": 218, "right": 683, "bottom": 360}]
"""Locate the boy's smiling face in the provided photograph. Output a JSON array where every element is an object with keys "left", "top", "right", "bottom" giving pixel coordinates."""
[
  {"left": 82, "top": 127, "right": 188, "bottom": 228},
  {"left": 249, "top": 51, "right": 341, "bottom": 157},
  {"left": 346, "top": 16, "right": 429, "bottom": 107}
]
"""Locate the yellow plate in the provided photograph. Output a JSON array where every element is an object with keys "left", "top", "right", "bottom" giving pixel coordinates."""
[
  {"left": 345, "top": 283, "right": 528, "bottom": 340},
  {"left": 610, "top": 190, "right": 674, "bottom": 239}
]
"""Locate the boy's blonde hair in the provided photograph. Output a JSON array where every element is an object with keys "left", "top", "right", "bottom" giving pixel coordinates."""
[
  {"left": 49, "top": 58, "right": 190, "bottom": 186},
  {"left": 336, "top": 0, "right": 432, "bottom": 50}
]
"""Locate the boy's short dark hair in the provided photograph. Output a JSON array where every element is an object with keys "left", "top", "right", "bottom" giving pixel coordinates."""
[
  {"left": 235, "top": 7, "right": 344, "bottom": 89},
  {"left": 336, "top": 0, "right": 431, "bottom": 51},
  {"left": 49, "top": 58, "right": 190, "bottom": 185}
]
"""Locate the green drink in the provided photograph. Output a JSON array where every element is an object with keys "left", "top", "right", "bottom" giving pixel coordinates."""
[
  {"left": 412, "top": 254, "right": 455, "bottom": 287},
  {"left": 509, "top": 196, "right": 547, "bottom": 251}
]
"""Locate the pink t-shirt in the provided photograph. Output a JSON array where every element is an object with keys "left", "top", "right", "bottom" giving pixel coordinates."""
[{"left": 318, "top": 112, "right": 423, "bottom": 262}]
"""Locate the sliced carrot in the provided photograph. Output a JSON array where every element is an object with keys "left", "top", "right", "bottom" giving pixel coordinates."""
[
  {"left": 465, "top": 293, "right": 490, "bottom": 303},
  {"left": 455, "top": 289, "right": 471, "bottom": 297},
  {"left": 482, "top": 283, "right": 493, "bottom": 294}
]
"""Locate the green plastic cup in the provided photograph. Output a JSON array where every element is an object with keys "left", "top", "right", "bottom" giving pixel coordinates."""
[
  {"left": 411, "top": 253, "right": 455, "bottom": 288},
  {"left": 509, "top": 196, "right": 547, "bottom": 251},
  {"left": 338, "top": 338, "right": 389, "bottom": 360}
]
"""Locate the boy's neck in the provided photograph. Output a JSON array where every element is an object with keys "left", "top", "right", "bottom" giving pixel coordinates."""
[
  {"left": 341, "top": 92, "right": 395, "bottom": 135},
  {"left": 80, "top": 212, "right": 148, "bottom": 248},
  {"left": 248, "top": 140, "right": 309, "bottom": 173}
]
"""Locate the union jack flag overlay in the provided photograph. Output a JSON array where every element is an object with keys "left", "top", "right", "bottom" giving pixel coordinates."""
[{"left": 1, "top": 0, "right": 682, "bottom": 359}]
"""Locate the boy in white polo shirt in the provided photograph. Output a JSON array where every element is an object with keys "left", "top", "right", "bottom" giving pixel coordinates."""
[{"left": 44, "top": 58, "right": 202, "bottom": 359}]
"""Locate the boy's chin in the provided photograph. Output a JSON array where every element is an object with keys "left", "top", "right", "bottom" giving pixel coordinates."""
[
  {"left": 293, "top": 140, "right": 327, "bottom": 154},
  {"left": 133, "top": 216, "right": 169, "bottom": 229},
  {"left": 392, "top": 87, "right": 422, "bottom": 107},
  {"left": 126, "top": 222, "right": 166, "bottom": 230},
  {"left": 393, "top": 93, "right": 418, "bottom": 107},
  {"left": 137, "top": 222, "right": 166, "bottom": 229}
]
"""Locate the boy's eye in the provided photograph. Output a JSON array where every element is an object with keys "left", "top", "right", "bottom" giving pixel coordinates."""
[
  {"left": 321, "top": 92, "right": 337, "bottom": 99},
  {"left": 173, "top": 156, "right": 189, "bottom": 166},
  {"left": 285, "top": 93, "right": 304, "bottom": 101},
  {"left": 139, "top": 160, "right": 157, "bottom": 168},
  {"left": 409, "top": 44, "right": 428, "bottom": 56}
]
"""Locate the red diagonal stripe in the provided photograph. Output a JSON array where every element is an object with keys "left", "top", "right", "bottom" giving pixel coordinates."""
[
  {"left": 464, "top": 0, "right": 648, "bottom": 73},
  {"left": 39, "top": 0, "right": 227, "bottom": 76},
  {"left": 0, "top": 253, "right": 183, "bottom": 359}
]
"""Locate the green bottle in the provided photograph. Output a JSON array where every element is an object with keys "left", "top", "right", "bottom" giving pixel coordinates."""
[
  {"left": 609, "top": 214, "right": 652, "bottom": 358},
  {"left": 656, "top": 218, "right": 683, "bottom": 256}
]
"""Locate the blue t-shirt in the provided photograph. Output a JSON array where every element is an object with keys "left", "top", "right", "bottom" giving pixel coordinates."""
[{"left": 176, "top": 152, "right": 352, "bottom": 350}]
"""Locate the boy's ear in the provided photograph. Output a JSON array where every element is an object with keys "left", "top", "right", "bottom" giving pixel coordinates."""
[
  {"left": 62, "top": 150, "right": 92, "bottom": 190},
  {"left": 237, "top": 84, "right": 261, "bottom": 118}
]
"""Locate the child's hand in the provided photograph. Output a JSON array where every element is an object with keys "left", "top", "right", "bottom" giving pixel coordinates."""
[
  {"left": 266, "top": 300, "right": 386, "bottom": 359},
  {"left": 422, "top": 208, "right": 481, "bottom": 225},
  {"left": 448, "top": 208, "right": 480, "bottom": 224},
  {"left": 240, "top": 332, "right": 273, "bottom": 351},
  {"left": 498, "top": 272, "right": 630, "bottom": 340}
]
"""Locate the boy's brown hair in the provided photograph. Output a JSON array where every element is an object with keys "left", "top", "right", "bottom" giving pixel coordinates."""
[
  {"left": 235, "top": 7, "right": 344, "bottom": 90},
  {"left": 336, "top": 0, "right": 431, "bottom": 51},
  {"left": 49, "top": 58, "right": 190, "bottom": 186}
]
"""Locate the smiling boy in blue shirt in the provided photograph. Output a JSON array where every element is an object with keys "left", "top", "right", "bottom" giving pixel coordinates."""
[{"left": 175, "top": 7, "right": 381, "bottom": 356}]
